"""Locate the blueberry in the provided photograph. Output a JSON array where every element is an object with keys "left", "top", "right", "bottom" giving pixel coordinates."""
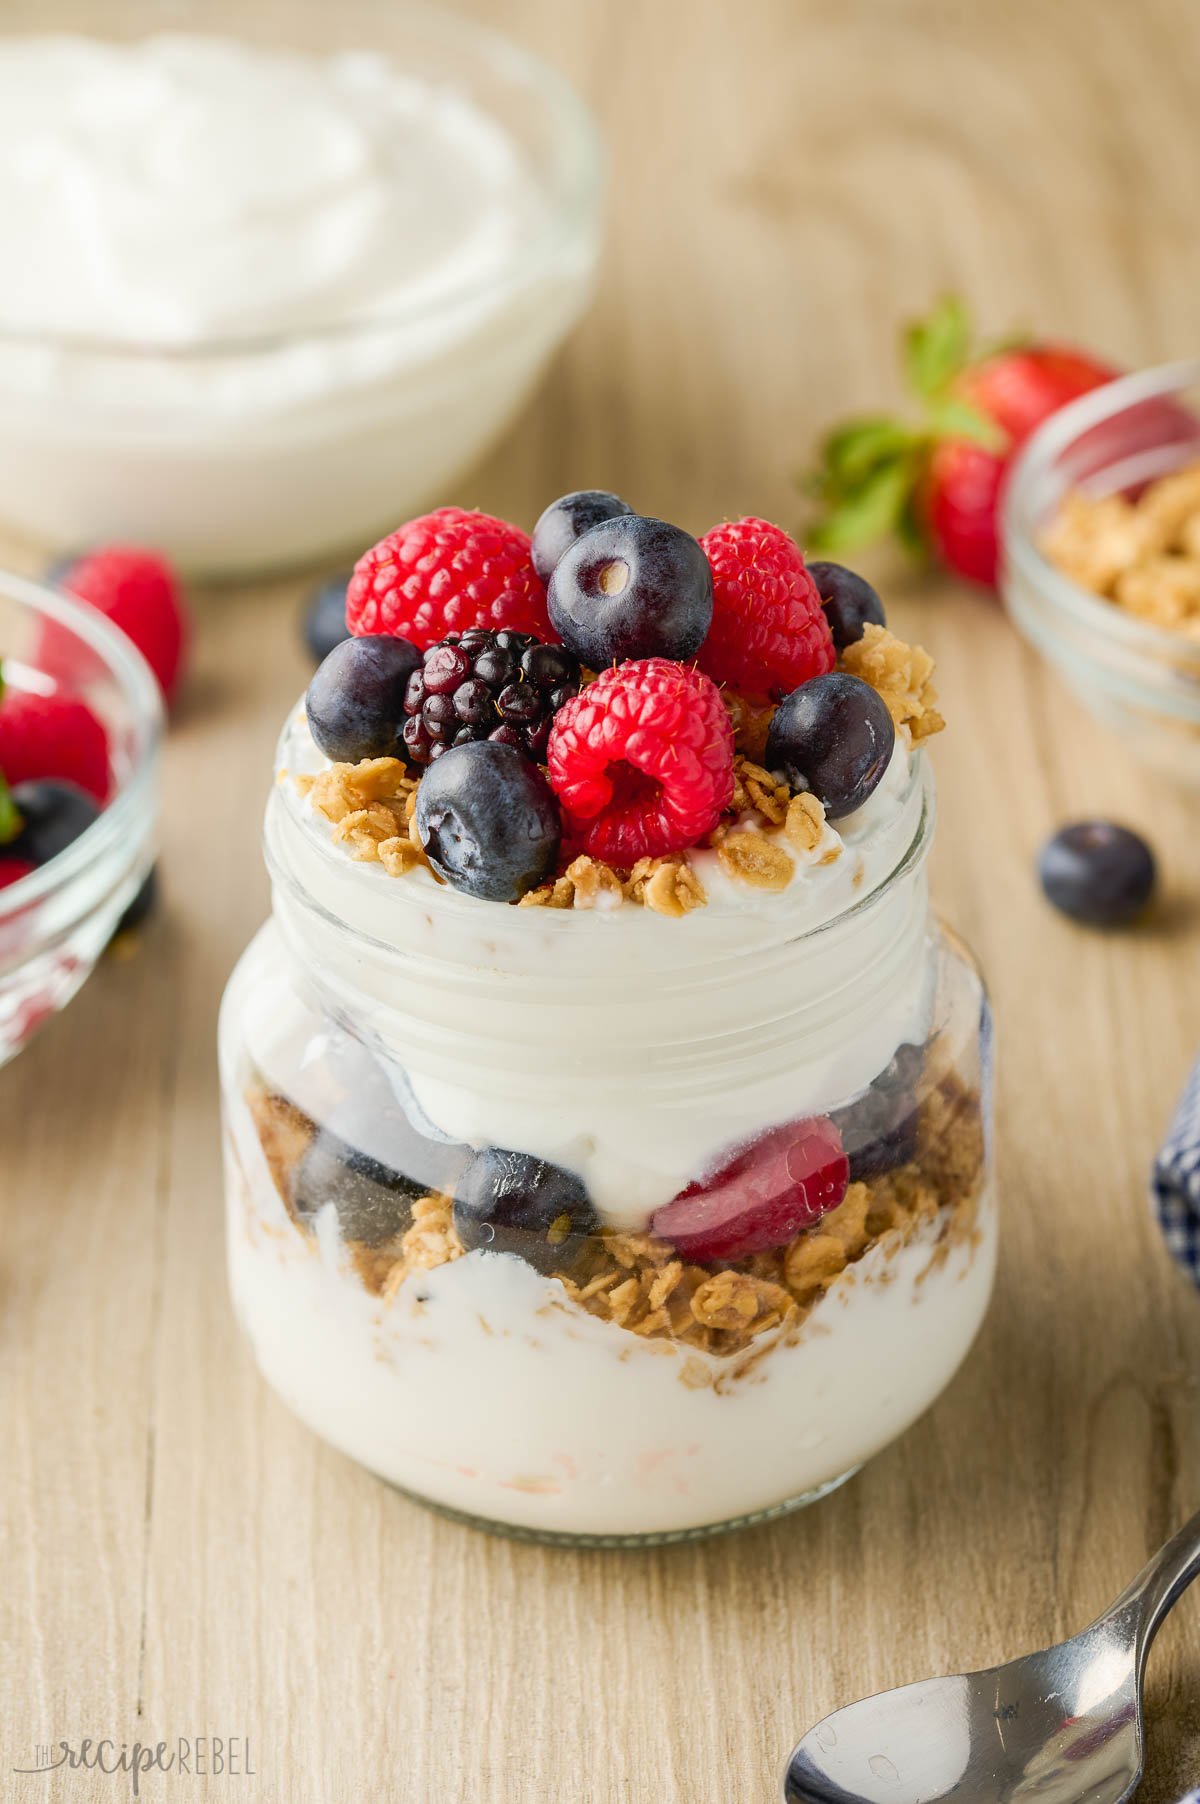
[
  {"left": 292, "top": 1131, "right": 422, "bottom": 1248},
  {"left": 531, "top": 489, "right": 635, "bottom": 584},
  {"left": 1039, "top": 822, "right": 1156, "bottom": 927},
  {"left": 807, "top": 561, "right": 886, "bottom": 651},
  {"left": 415, "top": 740, "right": 560, "bottom": 902},
  {"left": 548, "top": 514, "right": 713, "bottom": 667},
  {"left": 454, "top": 1147, "right": 599, "bottom": 1273},
  {"left": 113, "top": 864, "right": 159, "bottom": 938},
  {"left": 765, "top": 672, "right": 895, "bottom": 819},
  {"left": 302, "top": 572, "right": 353, "bottom": 665},
  {"left": 831, "top": 1042, "right": 925, "bottom": 1180},
  {"left": 305, "top": 633, "right": 422, "bottom": 764},
  {"left": 9, "top": 780, "right": 100, "bottom": 864}
]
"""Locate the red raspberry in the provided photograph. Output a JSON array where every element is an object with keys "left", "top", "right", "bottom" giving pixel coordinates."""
[
  {"left": 546, "top": 659, "right": 734, "bottom": 863},
  {"left": 347, "top": 508, "right": 554, "bottom": 651},
  {"left": 697, "top": 518, "right": 835, "bottom": 699},
  {"left": 53, "top": 546, "right": 189, "bottom": 704},
  {"left": 0, "top": 688, "right": 110, "bottom": 802}
]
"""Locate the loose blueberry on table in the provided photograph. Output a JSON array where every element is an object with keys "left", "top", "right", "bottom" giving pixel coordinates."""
[{"left": 1039, "top": 821, "right": 1157, "bottom": 928}]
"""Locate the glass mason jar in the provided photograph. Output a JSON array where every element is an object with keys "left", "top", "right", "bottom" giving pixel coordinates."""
[{"left": 219, "top": 720, "right": 995, "bottom": 1545}]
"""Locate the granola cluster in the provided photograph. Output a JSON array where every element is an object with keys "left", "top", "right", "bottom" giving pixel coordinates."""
[
  {"left": 1041, "top": 465, "right": 1200, "bottom": 638},
  {"left": 299, "top": 624, "right": 942, "bottom": 913},
  {"left": 244, "top": 1067, "right": 984, "bottom": 1367},
  {"left": 839, "top": 625, "right": 945, "bottom": 741},
  {"left": 294, "top": 756, "right": 426, "bottom": 876}
]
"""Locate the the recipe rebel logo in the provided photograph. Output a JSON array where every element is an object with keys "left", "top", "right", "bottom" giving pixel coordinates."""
[{"left": 11, "top": 1735, "right": 255, "bottom": 1795}]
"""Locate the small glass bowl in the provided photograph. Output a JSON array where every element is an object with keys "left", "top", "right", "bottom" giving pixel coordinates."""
[
  {"left": 1001, "top": 358, "right": 1200, "bottom": 785},
  {"left": 0, "top": 570, "right": 162, "bottom": 1067},
  {"left": 0, "top": 1, "right": 604, "bottom": 574}
]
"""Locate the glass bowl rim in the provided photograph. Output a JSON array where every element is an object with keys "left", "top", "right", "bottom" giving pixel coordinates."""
[
  {"left": 1001, "top": 355, "right": 1200, "bottom": 670},
  {"left": 0, "top": 567, "right": 163, "bottom": 919},
  {"left": 0, "top": 1, "right": 605, "bottom": 360}
]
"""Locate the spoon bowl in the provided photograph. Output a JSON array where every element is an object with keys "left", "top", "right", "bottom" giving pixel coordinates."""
[{"left": 784, "top": 1509, "right": 1200, "bottom": 1804}]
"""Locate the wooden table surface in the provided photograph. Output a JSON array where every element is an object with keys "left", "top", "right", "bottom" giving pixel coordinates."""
[{"left": 3, "top": 1, "right": 1200, "bottom": 1799}]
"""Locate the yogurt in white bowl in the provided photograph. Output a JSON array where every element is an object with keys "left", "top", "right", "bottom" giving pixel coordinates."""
[{"left": 0, "top": 18, "right": 601, "bottom": 572}]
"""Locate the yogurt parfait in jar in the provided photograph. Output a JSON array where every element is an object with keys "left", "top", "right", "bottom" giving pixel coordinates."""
[{"left": 219, "top": 495, "right": 996, "bottom": 1543}]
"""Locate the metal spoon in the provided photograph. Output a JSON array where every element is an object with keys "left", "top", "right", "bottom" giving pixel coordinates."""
[{"left": 784, "top": 1508, "right": 1200, "bottom": 1804}]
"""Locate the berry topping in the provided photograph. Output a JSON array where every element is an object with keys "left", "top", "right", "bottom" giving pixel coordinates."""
[
  {"left": 305, "top": 634, "right": 422, "bottom": 765},
  {"left": 56, "top": 545, "right": 189, "bottom": 703},
  {"left": 1038, "top": 822, "right": 1156, "bottom": 928},
  {"left": 415, "top": 739, "right": 561, "bottom": 902},
  {"left": 7, "top": 780, "right": 100, "bottom": 866},
  {"left": 303, "top": 572, "right": 352, "bottom": 665},
  {"left": 401, "top": 628, "right": 579, "bottom": 766},
  {"left": 0, "top": 685, "right": 111, "bottom": 802},
  {"left": 652, "top": 1116, "right": 849, "bottom": 1263},
  {"left": 807, "top": 560, "right": 887, "bottom": 651},
  {"left": 347, "top": 507, "right": 553, "bottom": 650},
  {"left": 765, "top": 672, "right": 895, "bottom": 820},
  {"left": 531, "top": 489, "right": 635, "bottom": 584},
  {"left": 697, "top": 517, "right": 836, "bottom": 698},
  {"left": 454, "top": 1148, "right": 598, "bottom": 1274},
  {"left": 548, "top": 514, "right": 713, "bottom": 668},
  {"left": 831, "top": 1042, "right": 925, "bottom": 1181},
  {"left": 546, "top": 659, "right": 734, "bottom": 863}
]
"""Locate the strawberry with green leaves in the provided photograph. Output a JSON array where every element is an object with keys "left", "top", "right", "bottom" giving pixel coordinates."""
[{"left": 806, "top": 297, "right": 1117, "bottom": 588}]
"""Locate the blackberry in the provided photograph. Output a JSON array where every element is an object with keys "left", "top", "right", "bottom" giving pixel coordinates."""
[{"left": 401, "top": 629, "right": 579, "bottom": 766}]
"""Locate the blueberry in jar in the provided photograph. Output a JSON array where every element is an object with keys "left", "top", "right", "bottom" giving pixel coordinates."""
[
  {"left": 806, "top": 561, "right": 887, "bottom": 651},
  {"left": 531, "top": 489, "right": 635, "bottom": 584},
  {"left": 414, "top": 739, "right": 561, "bottom": 903},
  {"left": 7, "top": 779, "right": 100, "bottom": 864},
  {"left": 292, "top": 1131, "right": 422, "bottom": 1248},
  {"left": 547, "top": 514, "right": 714, "bottom": 667},
  {"left": 765, "top": 672, "right": 895, "bottom": 819},
  {"left": 454, "top": 1147, "right": 599, "bottom": 1274},
  {"left": 831, "top": 1042, "right": 926, "bottom": 1181},
  {"left": 1038, "top": 821, "right": 1156, "bottom": 927},
  {"left": 305, "top": 633, "right": 422, "bottom": 763}
]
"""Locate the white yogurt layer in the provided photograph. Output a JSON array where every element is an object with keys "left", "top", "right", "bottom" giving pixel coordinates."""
[
  {"left": 262, "top": 714, "right": 936, "bottom": 1227},
  {"left": 0, "top": 34, "right": 598, "bottom": 567},
  {"left": 0, "top": 35, "right": 546, "bottom": 346},
  {"left": 226, "top": 1093, "right": 996, "bottom": 1537}
]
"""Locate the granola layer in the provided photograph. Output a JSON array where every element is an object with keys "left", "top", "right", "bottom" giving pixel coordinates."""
[{"left": 245, "top": 1066, "right": 984, "bottom": 1360}]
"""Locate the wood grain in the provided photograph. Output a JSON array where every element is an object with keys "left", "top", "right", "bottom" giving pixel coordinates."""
[{"left": 3, "top": 1, "right": 1200, "bottom": 1799}]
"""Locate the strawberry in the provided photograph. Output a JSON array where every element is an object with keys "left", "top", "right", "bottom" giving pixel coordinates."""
[{"left": 806, "top": 297, "right": 1118, "bottom": 589}]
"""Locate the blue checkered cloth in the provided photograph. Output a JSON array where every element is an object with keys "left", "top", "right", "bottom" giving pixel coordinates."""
[{"left": 1153, "top": 1057, "right": 1200, "bottom": 1285}]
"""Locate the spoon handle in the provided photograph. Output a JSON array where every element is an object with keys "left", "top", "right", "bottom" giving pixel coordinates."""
[{"left": 1111, "top": 1506, "right": 1200, "bottom": 1668}]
